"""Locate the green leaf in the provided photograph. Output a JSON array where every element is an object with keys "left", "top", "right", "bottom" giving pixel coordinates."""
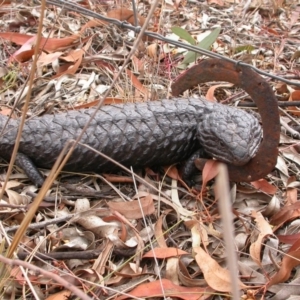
[
  {"left": 171, "top": 26, "right": 196, "bottom": 45},
  {"left": 180, "top": 27, "right": 221, "bottom": 66},
  {"left": 234, "top": 45, "right": 255, "bottom": 54}
]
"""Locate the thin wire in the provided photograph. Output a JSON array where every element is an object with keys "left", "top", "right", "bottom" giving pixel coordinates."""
[{"left": 46, "top": 0, "right": 300, "bottom": 87}]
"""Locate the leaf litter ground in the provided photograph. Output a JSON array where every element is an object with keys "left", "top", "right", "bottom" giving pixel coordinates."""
[{"left": 0, "top": 0, "right": 300, "bottom": 299}]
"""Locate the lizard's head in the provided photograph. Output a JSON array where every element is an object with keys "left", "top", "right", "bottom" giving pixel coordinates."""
[{"left": 197, "top": 104, "right": 262, "bottom": 166}]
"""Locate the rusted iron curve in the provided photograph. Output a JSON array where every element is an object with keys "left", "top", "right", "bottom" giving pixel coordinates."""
[{"left": 171, "top": 59, "right": 280, "bottom": 182}]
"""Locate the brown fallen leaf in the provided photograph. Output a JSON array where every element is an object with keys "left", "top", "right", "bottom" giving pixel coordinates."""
[
  {"left": 52, "top": 49, "right": 84, "bottom": 78},
  {"left": 200, "top": 160, "right": 220, "bottom": 195},
  {"left": 114, "top": 278, "right": 213, "bottom": 300},
  {"left": 46, "top": 290, "right": 71, "bottom": 300},
  {"left": 163, "top": 165, "right": 189, "bottom": 188},
  {"left": 72, "top": 98, "right": 124, "bottom": 110},
  {"left": 270, "top": 197, "right": 300, "bottom": 226},
  {"left": 126, "top": 69, "right": 148, "bottom": 96},
  {"left": 37, "top": 51, "right": 64, "bottom": 67},
  {"left": 194, "top": 246, "right": 247, "bottom": 292},
  {"left": 249, "top": 211, "right": 273, "bottom": 266},
  {"left": 154, "top": 210, "right": 169, "bottom": 248},
  {"left": 178, "top": 255, "right": 208, "bottom": 287},
  {"left": 8, "top": 35, "right": 36, "bottom": 63},
  {"left": 277, "top": 233, "right": 300, "bottom": 245},
  {"left": 205, "top": 83, "right": 233, "bottom": 102},
  {"left": 143, "top": 247, "right": 188, "bottom": 259},
  {"left": 0, "top": 32, "right": 83, "bottom": 53},
  {"left": 107, "top": 8, "right": 146, "bottom": 27},
  {"left": 251, "top": 179, "right": 277, "bottom": 195},
  {"left": 79, "top": 7, "right": 154, "bottom": 42},
  {"left": 268, "top": 239, "right": 300, "bottom": 288},
  {"left": 108, "top": 194, "right": 155, "bottom": 219},
  {"left": 288, "top": 90, "right": 300, "bottom": 116}
]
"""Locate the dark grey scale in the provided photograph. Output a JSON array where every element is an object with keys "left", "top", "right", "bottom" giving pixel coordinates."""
[{"left": 0, "top": 98, "right": 262, "bottom": 186}]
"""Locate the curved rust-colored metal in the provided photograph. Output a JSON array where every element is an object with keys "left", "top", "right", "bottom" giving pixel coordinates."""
[{"left": 171, "top": 59, "right": 280, "bottom": 182}]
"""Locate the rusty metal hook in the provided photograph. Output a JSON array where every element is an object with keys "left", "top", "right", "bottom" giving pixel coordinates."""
[{"left": 171, "top": 59, "right": 280, "bottom": 182}]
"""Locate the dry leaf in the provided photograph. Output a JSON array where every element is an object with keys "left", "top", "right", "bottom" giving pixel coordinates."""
[
  {"left": 205, "top": 83, "right": 233, "bottom": 101},
  {"left": 200, "top": 160, "right": 220, "bottom": 194},
  {"left": 114, "top": 278, "right": 213, "bottom": 300},
  {"left": 270, "top": 198, "right": 300, "bottom": 226},
  {"left": 249, "top": 211, "right": 273, "bottom": 266},
  {"left": 108, "top": 194, "right": 155, "bottom": 219},
  {"left": 166, "top": 257, "right": 180, "bottom": 285},
  {"left": 0, "top": 32, "right": 83, "bottom": 53},
  {"left": 268, "top": 239, "right": 300, "bottom": 287},
  {"left": 46, "top": 290, "right": 71, "bottom": 300},
  {"left": 178, "top": 256, "right": 207, "bottom": 287},
  {"left": 288, "top": 90, "right": 300, "bottom": 116},
  {"left": 251, "top": 179, "right": 277, "bottom": 194},
  {"left": 6, "top": 189, "right": 30, "bottom": 205},
  {"left": 143, "top": 247, "right": 188, "bottom": 258},
  {"left": 154, "top": 211, "right": 169, "bottom": 248},
  {"left": 125, "top": 69, "right": 148, "bottom": 96},
  {"left": 194, "top": 246, "right": 247, "bottom": 292}
]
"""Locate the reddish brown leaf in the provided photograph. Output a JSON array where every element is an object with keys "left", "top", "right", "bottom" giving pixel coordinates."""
[
  {"left": 251, "top": 179, "right": 277, "bottom": 195},
  {"left": 143, "top": 247, "right": 188, "bottom": 258},
  {"left": 106, "top": 8, "right": 153, "bottom": 41},
  {"left": 108, "top": 194, "right": 155, "bottom": 219},
  {"left": 12, "top": 49, "right": 35, "bottom": 63},
  {"left": 0, "top": 32, "right": 83, "bottom": 53},
  {"left": 286, "top": 237, "right": 300, "bottom": 252},
  {"left": 72, "top": 98, "right": 124, "bottom": 110},
  {"left": 0, "top": 0, "right": 11, "bottom": 7},
  {"left": 163, "top": 165, "right": 189, "bottom": 189},
  {"left": 164, "top": 165, "right": 180, "bottom": 180},
  {"left": 11, "top": 266, "right": 38, "bottom": 285},
  {"left": 268, "top": 245, "right": 300, "bottom": 287},
  {"left": 277, "top": 233, "right": 300, "bottom": 245},
  {"left": 275, "top": 83, "right": 289, "bottom": 95},
  {"left": 261, "top": 26, "right": 280, "bottom": 35},
  {"left": 125, "top": 69, "right": 148, "bottom": 95},
  {"left": 46, "top": 290, "right": 71, "bottom": 300},
  {"left": 52, "top": 49, "right": 84, "bottom": 77},
  {"left": 94, "top": 59, "right": 116, "bottom": 72},
  {"left": 0, "top": 108, "right": 14, "bottom": 117},
  {"left": 107, "top": 8, "right": 146, "bottom": 26},
  {"left": 288, "top": 90, "right": 300, "bottom": 116},
  {"left": 270, "top": 201, "right": 300, "bottom": 226},
  {"left": 114, "top": 278, "right": 213, "bottom": 300},
  {"left": 8, "top": 35, "right": 37, "bottom": 63},
  {"left": 201, "top": 160, "right": 220, "bottom": 193},
  {"left": 154, "top": 212, "right": 169, "bottom": 248}
]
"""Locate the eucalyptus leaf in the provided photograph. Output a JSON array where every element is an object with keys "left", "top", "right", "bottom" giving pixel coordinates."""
[
  {"left": 181, "top": 27, "right": 221, "bottom": 65},
  {"left": 171, "top": 26, "right": 196, "bottom": 45}
]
